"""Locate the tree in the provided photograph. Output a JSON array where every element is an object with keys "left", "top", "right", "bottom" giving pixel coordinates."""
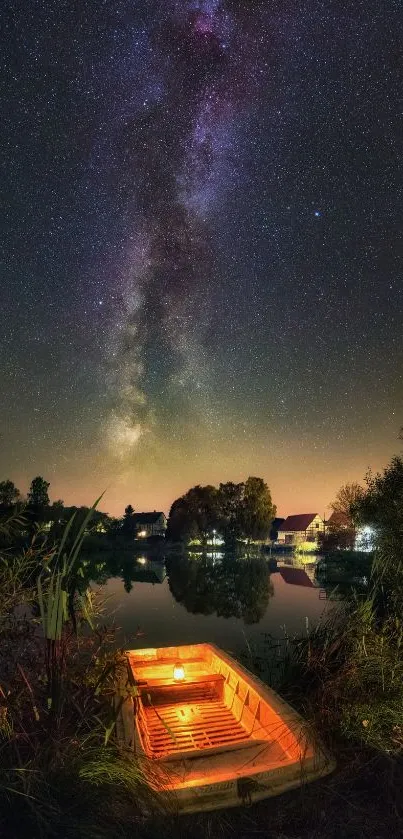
[
  {"left": 49, "top": 500, "right": 64, "bottom": 521},
  {"left": 167, "top": 478, "right": 276, "bottom": 545},
  {"left": 217, "top": 482, "right": 244, "bottom": 545},
  {"left": 330, "top": 482, "right": 364, "bottom": 527},
  {"left": 105, "top": 517, "right": 123, "bottom": 539},
  {"left": 122, "top": 505, "right": 136, "bottom": 539},
  {"left": 353, "top": 456, "right": 403, "bottom": 617},
  {"left": 239, "top": 477, "right": 276, "bottom": 542},
  {"left": 322, "top": 482, "right": 365, "bottom": 551},
  {"left": 166, "top": 497, "right": 199, "bottom": 543},
  {"left": 166, "top": 485, "right": 219, "bottom": 543},
  {"left": 0, "top": 480, "right": 20, "bottom": 508},
  {"left": 185, "top": 485, "right": 220, "bottom": 539},
  {"left": 27, "top": 476, "right": 50, "bottom": 520}
]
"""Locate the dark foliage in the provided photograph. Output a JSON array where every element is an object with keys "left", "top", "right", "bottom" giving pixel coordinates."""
[{"left": 166, "top": 477, "right": 276, "bottom": 544}]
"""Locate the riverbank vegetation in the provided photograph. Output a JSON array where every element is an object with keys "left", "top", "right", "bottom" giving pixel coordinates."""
[
  {"left": 0, "top": 506, "right": 168, "bottom": 838},
  {"left": 302, "top": 454, "right": 403, "bottom": 755}
]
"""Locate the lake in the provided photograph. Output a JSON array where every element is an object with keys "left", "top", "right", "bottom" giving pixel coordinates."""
[{"left": 92, "top": 552, "right": 334, "bottom": 667}]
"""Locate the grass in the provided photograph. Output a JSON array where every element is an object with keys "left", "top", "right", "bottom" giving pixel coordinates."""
[{"left": 175, "top": 753, "right": 402, "bottom": 839}]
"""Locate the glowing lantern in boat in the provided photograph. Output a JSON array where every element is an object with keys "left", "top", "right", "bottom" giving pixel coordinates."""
[{"left": 173, "top": 663, "right": 185, "bottom": 682}]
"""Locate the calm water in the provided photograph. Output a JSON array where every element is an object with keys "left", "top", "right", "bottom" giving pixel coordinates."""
[{"left": 93, "top": 552, "right": 333, "bottom": 661}]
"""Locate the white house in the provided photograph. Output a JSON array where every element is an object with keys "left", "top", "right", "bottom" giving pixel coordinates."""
[
  {"left": 277, "top": 513, "right": 325, "bottom": 546},
  {"left": 133, "top": 512, "right": 167, "bottom": 538}
]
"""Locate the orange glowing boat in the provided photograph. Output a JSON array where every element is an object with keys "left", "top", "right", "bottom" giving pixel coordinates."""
[{"left": 119, "top": 643, "right": 335, "bottom": 813}]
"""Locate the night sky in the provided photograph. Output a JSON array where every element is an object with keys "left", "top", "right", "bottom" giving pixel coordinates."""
[{"left": 1, "top": 0, "right": 402, "bottom": 516}]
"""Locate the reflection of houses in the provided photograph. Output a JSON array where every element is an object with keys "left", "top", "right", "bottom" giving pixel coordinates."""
[
  {"left": 134, "top": 512, "right": 167, "bottom": 538},
  {"left": 133, "top": 560, "right": 166, "bottom": 584},
  {"left": 278, "top": 566, "right": 314, "bottom": 588},
  {"left": 277, "top": 514, "right": 325, "bottom": 546}
]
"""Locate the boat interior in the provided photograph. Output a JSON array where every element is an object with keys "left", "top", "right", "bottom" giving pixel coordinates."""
[{"left": 128, "top": 644, "right": 306, "bottom": 764}]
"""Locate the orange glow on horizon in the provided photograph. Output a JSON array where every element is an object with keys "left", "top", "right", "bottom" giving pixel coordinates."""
[{"left": 9, "top": 426, "right": 399, "bottom": 520}]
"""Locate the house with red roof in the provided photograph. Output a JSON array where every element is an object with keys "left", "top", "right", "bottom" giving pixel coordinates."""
[{"left": 277, "top": 513, "right": 325, "bottom": 546}]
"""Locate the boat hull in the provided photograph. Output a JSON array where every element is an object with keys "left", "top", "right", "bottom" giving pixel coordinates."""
[{"left": 120, "top": 643, "right": 335, "bottom": 813}]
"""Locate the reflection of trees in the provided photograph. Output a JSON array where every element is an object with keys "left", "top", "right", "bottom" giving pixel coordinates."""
[
  {"left": 86, "top": 553, "right": 167, "bottom": 593},
  {"left": 315, "top": 558, "right": 370, "bottom": 602},
  {"left": 84, "top": 553, "right": 122, "bottom": 587},
  {"left": 167, "top": 555, "right": 273, "bottom": 624},
  {"left": 122, "top": 559, "right": 134, "bottom": 593}
]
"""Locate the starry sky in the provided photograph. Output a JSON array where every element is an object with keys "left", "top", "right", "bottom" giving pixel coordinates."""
[{"left": 1, "top": 0, "right": 402, "bottom": 517}]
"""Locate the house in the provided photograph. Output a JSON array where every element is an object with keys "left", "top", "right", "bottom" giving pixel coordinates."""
[
  {"left": 270, "top": 517, "right": 285, "bottom": 541},
  {"left": 277, "top": 514, "right": 325, "bottom": 546},
  {"left": 133, "top": 512, "right": 167, "bottom": 538}
]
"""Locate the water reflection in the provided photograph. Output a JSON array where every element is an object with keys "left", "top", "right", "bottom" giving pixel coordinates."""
[
  {"left": 88, "top": 549, "right": 336, "bottom": 652},
  {"left": 86, "top": 550, "right": 334, "bottom": 602},
  {"left": 86, "top": 551, "right": 326, "bottom": 619},
  {"left": 277, "top": 566, "right": 315, "bottom": 588},
  {"left": 166, "top": 555, "right": 274, "bottom": 624},
  {"left": 121, "top": 558, "right": 166, "bottom": 592},
  {"left": 86, "top": 553, "right": 167, "bottom": 593}
]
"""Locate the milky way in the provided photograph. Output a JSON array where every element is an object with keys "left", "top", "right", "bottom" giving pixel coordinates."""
[
  {"left": 105, "top": 0, "right": 260, "bottom": 458},
  {"left": 1, "top": 0, "right": 402, "bottom": 515}
]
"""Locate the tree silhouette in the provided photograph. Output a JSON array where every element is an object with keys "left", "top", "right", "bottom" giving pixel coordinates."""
[
  {"left": 331, "top": 482, "right": 364, "bottom": 526},
  {"left": 239, "top": 477, "right": 276, "bottom": 542},
  {"left": 122, "top": 505, "right": 136, "bottom": 539},
  {"left": 167, "top": 477, "right": 276, "bottom": 545},
  {"left": 321, "top": 481, "right": 365, "bottom": 551},
  {"left": 0, "top": 480, "right": 20, "bottom": 508},
  {"left": 354, "top": 456, "right": 403, "bottom": 617},
  {"left": 217, "top": 482, "right": 244, "bottom": 545},
  {"left": 27, "top": 476, "right": 50, "bottom": 521}
]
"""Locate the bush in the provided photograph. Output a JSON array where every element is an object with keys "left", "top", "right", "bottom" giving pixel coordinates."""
[{"left": 284, "top": 600, "right": 403, "bottom": 758}]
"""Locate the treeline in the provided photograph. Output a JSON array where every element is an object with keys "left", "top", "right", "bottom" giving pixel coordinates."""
[
  {"left": 0, "top": 478, "right": 144, "bottom": 544},
  {"left": 166, "top": 477, "right": 276, "bottom": 545},
  {"left": 0, "top": 477, "right": 110, "bottom": 534},
  {"left": 1, "top": 475, "right": 276, "bottom": 546}
]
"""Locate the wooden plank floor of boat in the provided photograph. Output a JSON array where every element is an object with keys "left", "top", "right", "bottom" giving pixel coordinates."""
[{"left": 141, "top": 683, "right": 250, "bottom": 758}]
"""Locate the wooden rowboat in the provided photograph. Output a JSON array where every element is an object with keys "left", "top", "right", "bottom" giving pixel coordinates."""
[{"left": 118, "top": 643, "right": 335, "bottom": 813}]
